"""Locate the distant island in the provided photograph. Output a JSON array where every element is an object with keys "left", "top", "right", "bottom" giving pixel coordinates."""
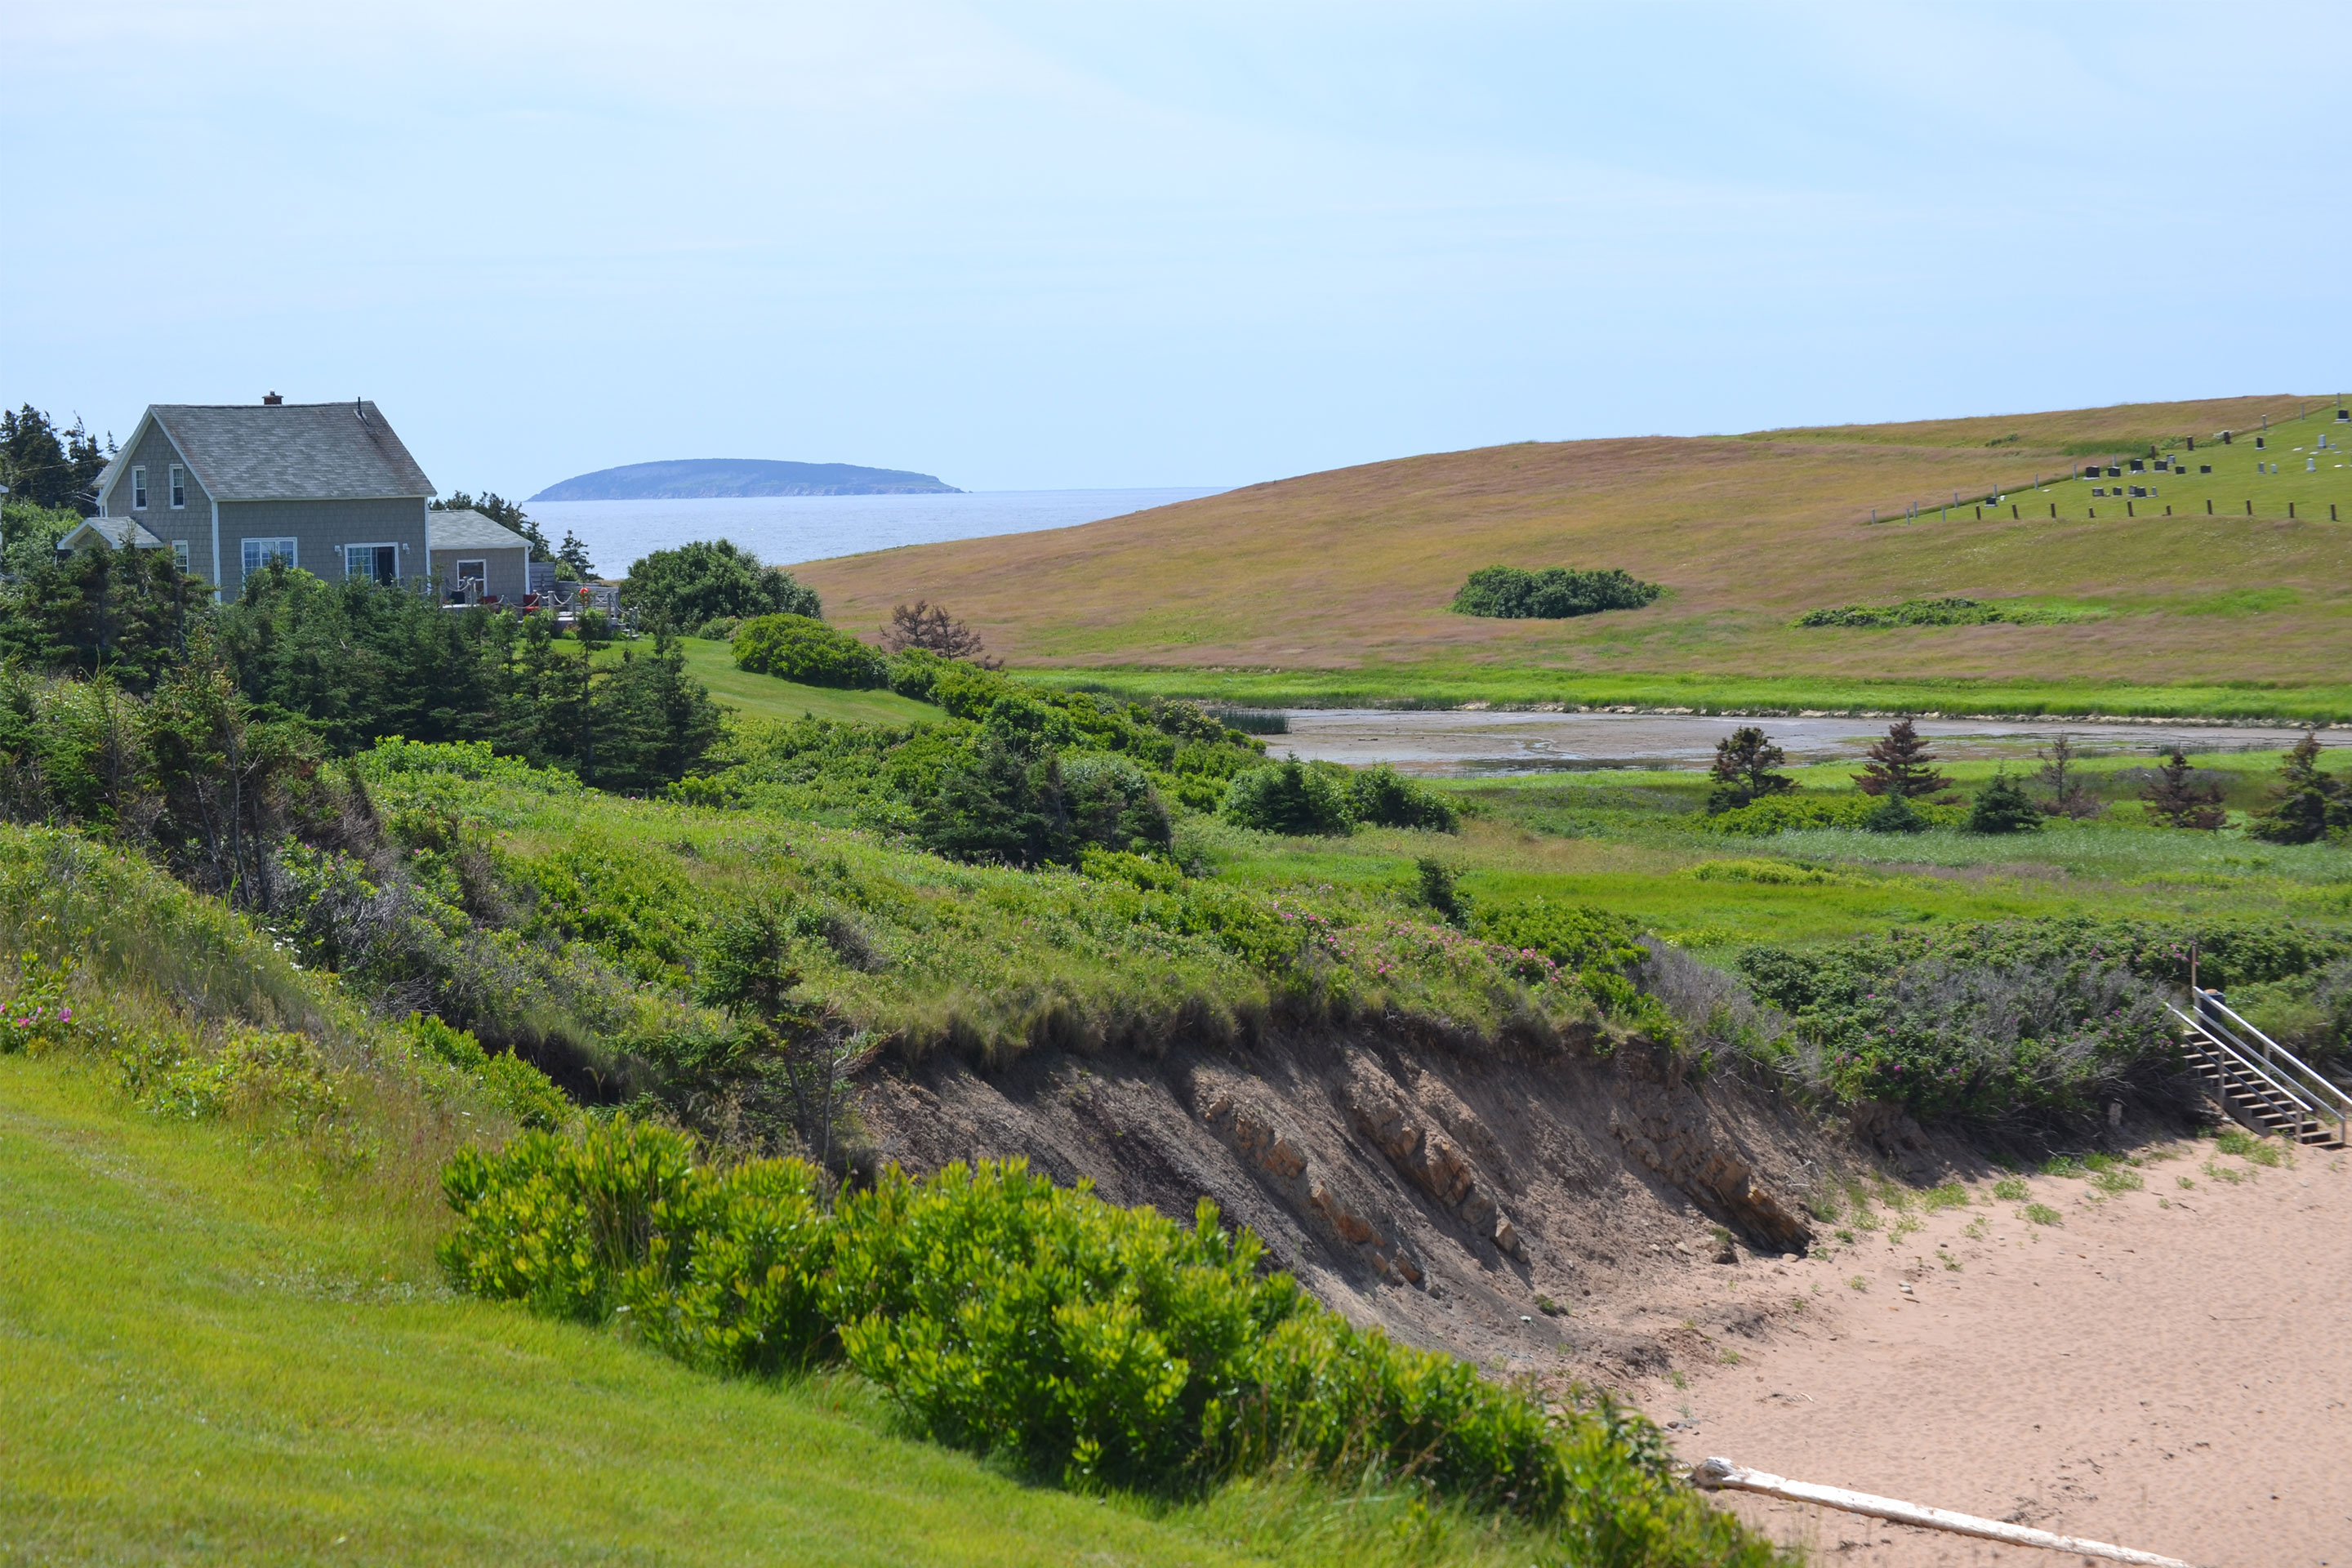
[{"left": 529, "top": 458, "right": 961, "bottom": 501}]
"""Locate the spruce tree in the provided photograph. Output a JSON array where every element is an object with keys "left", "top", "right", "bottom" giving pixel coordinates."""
[
  {"left": 1853, "top": 719, "right": 1950, "bottom": 800},
  {"left": 1967, "top": 771, "right": 2042, "bottom": 835},
  {"left": 2140, "top": 748, "right": 2226, "bottom": 830},
  {"left": 1708, "top": 726, "right": 1793, "bottom": 812},
  {"left": 2247, "top": 729, "right": 2345, "bottom": 844},
  {"left": 2033, "top": 732, "right": 2099, "bottom": 818}
]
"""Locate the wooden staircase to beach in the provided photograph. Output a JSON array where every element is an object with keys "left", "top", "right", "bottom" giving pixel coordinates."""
[{"left": 2172, "top": 991, "right": 2350, "bottom": 1147}]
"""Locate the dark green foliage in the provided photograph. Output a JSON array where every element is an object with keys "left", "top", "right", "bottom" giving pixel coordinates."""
[
  {"left": 1346, "top": 764, "right": 1459, "bottom": 831},
  {"left": 918, "top": 739, "right": 1072, "bottom": 867},
  {"left": 1853, "top": 719, "right": 1950, "bottom": 800},
  {"left": 1707, "top": 727, "right": 1793, "bottom": 813},
  {"left": 2139, "top": 747, "right": 2226, "bottom": 830},
  {"left": 438, "top": 1125, "right": 1775, "bottom": 1561},
  {"left": 0, "top": 405, "right": 109, "bottom": 514},
  {"left": 0, "top": 546, "right": 206, "bottom": 693},
  {"left": 214, "top": 568, "right": 720, "bottom": 789},
  {"left": 622, "top": 540, "right": 821, "bottom": 630},
  {"left": 1797, "top": 596, "right": 2016, "bottom": 628},
  {"left": 1219, "top": 757, "right": 1354, "bottom": 835},
  {"left": 1061, "top": 754, "right": 1174, "bottom": 855},
  {"left": 2246, "top": 730, "right": 2348, "bottom": 844},
  {"left": 1736, "top": 917, "right": 2352, "bottom": 1127},
  {"left": 1415, "top": 857, "right": 1467, "bottom": 925},
  {"left": 1861, "top": 795, "right": 1927, "bottom": 834},
  {"left": 1450, "top": 565, "right": 1661, "bottom": 619},
  {"left": 732, "top": 614, "right": 889, "bottom": 688},
  {"left": 715, "top": 677, "right": 1254, "bottom": 853},
  {"left": 1967, "top": 773, "right": 2042, "bottom": 835},
  {"left": 221, "top": 564, "right": 514, "bottom": 751}
]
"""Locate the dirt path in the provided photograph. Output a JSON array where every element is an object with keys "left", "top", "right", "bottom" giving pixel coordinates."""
[{"left": 1632, "top": 1136, "right": 2350, "bottom": 1567}]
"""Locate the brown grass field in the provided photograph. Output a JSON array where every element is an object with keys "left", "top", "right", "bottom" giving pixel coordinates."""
[{"left": 795, "top": 394, "right": 2352, "bottom": 709}]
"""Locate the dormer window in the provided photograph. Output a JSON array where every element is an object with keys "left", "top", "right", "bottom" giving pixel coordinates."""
[
  {"left": 131, "top": 466, "right": 148, "bottom": 509},
  {"left": 169, "top": 465, "right": 186, "bottom": 509}
]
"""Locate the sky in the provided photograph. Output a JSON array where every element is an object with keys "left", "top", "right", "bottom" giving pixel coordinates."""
[{"left": 7, "top": 1, "right": 2351, "bottom": 496}]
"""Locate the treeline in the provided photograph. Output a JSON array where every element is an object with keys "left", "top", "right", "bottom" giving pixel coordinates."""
[{"left": 0, "top": 551, "right": 722, "bottom": 793}]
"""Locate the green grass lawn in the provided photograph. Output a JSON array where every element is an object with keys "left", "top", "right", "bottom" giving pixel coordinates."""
[
  {"left": 0, "top": 1054, "right": 1543, "bottom": 1568},
  {"left": 1918, "top": 403, "right": 2352, "bottom": 525},
  {"left": 591, "top": 635, "right": 938, "bottom": 726}
]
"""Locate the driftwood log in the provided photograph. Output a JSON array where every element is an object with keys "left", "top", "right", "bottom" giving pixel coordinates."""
[{"left": 1690, "top": 1456, "right": 2198, "bottom": 1567}]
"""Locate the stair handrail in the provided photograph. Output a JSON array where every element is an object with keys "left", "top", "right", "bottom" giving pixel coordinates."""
[
  {"left": 2191, "top": 991, "right": 2351, "bottom": 1116},
  {"left": 2170, "top": 996, "right": 2350, "bottom": 1146},
  {"left": 2170, "top": 1002, "right": 2330, "bottom": 1125}
]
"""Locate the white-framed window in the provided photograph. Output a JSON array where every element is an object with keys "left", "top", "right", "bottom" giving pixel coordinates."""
[
  {"left": 172, "top": 539, "right": 190, "bottom": 572},
  {"left": 131, "top": 466, "right": 148, "bottom": 509},
  {"left": 169, "top": 465, "right": 186, "bottom": 509},
  {"left": 241, "top": 537, "right": 298, "bottom": 577},
  {"left": 343, "top": 543, "right": 399, "bottom": 586}
]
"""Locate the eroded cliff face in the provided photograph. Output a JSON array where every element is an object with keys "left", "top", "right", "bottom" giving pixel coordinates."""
[{"left": 851, "top": 1024, "right": 1846, "bottom": 1379}]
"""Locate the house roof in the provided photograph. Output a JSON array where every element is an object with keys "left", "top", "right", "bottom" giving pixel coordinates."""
[
  {"left": 96, "top": 401, "right": 435, "bottom": 503},
  {"left": 59, "top": 517, "right": 167, "bottom": 550},
  {"left": 428, "top": 509, "right": 532, "bottom": 551}
]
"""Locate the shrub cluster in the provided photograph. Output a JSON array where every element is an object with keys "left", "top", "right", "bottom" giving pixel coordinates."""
[
  {"left": 709, "top": 668, "right": 1272, "bottom": 865},
  {"left": 1793, "top": 596, "right": 2061, "bottom": 629},
  {"left": 439, "top": 1123, "right": 1773, "bottom": 1562},
  {"left": 732, "top": 614, "right": 891, "bottom": 689},
  {"left": 1735, "top": 916, "right": 2352, "bottom": 1127},
  {"left": 1451, "top": 565, "right": 1661, "bottom": 620},
  {"left": 1219, "top": 759, "right": 1459, "bottom": 837}
]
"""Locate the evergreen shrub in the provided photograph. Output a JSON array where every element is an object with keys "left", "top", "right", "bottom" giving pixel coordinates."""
[
  {"left": 1346, "top": 764, "right": 1459, "bottom": 831},
  {"left": 1219, "top": 758, "right": 1355, "bottom": 835}
]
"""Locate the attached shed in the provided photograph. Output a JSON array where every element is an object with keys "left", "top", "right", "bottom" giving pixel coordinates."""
[
  {"left": 427, "top": 509, "right": 533, "bottom": 604},
  {"left": 57, "top": 517, "right": 168, "bottom": 557}
]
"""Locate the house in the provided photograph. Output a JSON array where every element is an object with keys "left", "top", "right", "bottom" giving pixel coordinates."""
[
  {"left": 90, "top": 396, "right": 435, "bottom": 596},
  {"left": 427, "top": 509, "right": 533, "bottom": 604}
]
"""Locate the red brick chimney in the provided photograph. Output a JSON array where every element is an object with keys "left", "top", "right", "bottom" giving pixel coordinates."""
[{"left": 262, "top": 391, "right": 283, "bottom": 405}]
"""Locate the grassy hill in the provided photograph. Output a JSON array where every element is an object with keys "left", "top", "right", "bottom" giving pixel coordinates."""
[{"left": 793, "top": 394, "right": 2352, "bottom": 717}]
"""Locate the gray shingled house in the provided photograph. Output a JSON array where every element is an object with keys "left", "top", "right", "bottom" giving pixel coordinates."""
[{"left": 87, "top": 397, "right": 436, "bottom": 596}]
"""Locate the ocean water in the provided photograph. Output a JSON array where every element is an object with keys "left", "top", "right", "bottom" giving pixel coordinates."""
[{"left": 523, "top": 488, "right": 1228, "bottom": 577}]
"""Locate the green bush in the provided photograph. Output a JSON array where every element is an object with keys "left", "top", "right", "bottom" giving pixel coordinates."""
[
  {"left": 1220, "top": 758, "right": 1355, "bottom": 835},
  {"left": 733, "top": 615, "right": 890, "bottom": 688},
  {"left": 1451, "top": 565, "right": 1662, "bottom": 619},
  {"left": 1796, "top": 597, "right": 2007, "bottom": 629},
  {"left": 439, "top": 1125, "right": 1775, "bottom": 1561},
  {"left": 1346, "top": 765, "right": 1459, "bottom": 832},
  {"left": 621, "top": 540, "right": 821, "bottom": 630}
]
